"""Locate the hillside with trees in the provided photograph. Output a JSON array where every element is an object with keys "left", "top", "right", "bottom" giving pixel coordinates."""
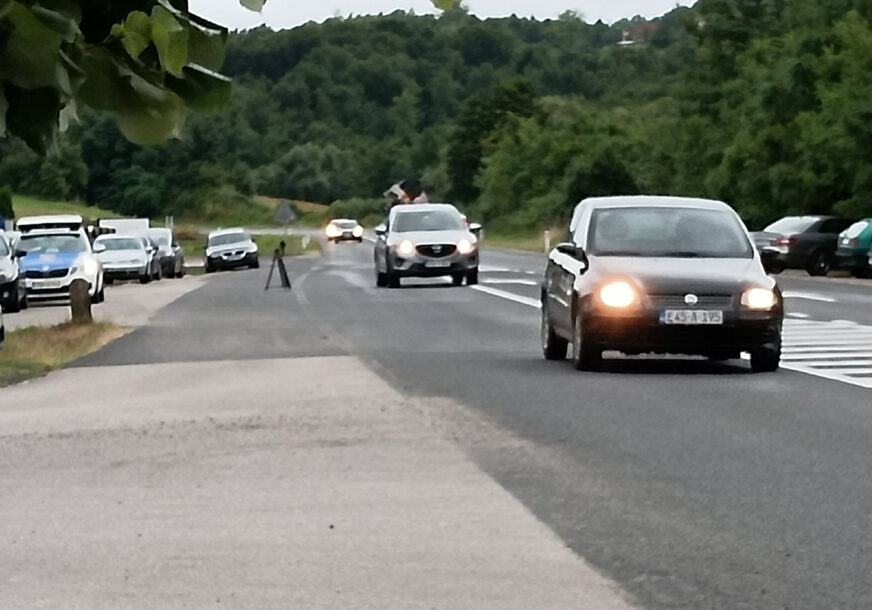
[{"left": 3, "top": 1, "right": 872, "bottom": 230}]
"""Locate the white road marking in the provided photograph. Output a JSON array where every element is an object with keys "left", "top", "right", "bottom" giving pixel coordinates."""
[
  {"left": 482, "top": 278, "right": 539, "bottom": 286},
  {"left": 471, "top": 285, "right": 541, "bottom": 309},
  {"left": 787, "top": 312, "right": 810, "bottom": 319},
  {"left": 782, "top": 291, "right": 837, "bottom": 303}
]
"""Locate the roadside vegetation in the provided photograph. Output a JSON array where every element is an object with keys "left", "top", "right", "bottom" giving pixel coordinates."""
[{"left": 0, "top": 322, "right": 126, "bottom": 387}]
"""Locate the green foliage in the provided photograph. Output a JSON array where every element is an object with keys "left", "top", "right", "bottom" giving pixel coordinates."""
[
  {"left": 0, "top": 185, "right": 14, "bottom": 219},
  {"left": 329, "top": 198, "right": 387, "bottom": 226},
  {"left": 0, "top": 0, "right": 263, "bottom": 153}
]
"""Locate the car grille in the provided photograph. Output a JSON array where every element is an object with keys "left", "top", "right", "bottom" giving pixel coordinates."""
[
  {"left": 417, "top": 244, "right": 457, "bottom": 258},
  {"left": 24, "top": 268, "right": 69, "bottom": 279},
  {"left": 648, "top": 295, "right": 734, "bottom": 309},
  {"left": 221, "top": 250, "right": 246, "bottom": 258}
]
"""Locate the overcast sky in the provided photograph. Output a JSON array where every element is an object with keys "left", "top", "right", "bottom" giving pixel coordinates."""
[{"left": 189, "top": 1, "right": 694, "bottom": 31}]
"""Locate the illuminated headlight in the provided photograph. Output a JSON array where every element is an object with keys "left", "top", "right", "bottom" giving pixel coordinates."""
[
  {"left": 352, "top": 225, "right": 364, "bottom": 238},
  {"left": 599, "top": 281, "right": 637, "bottom": 308},
  {"left": 397, "top": 240, "right": 415, "bottom": 256},
  {"left": 248, "top": 244, "right": 259, "bottom": 253},
  {"left": 81, "top": 258, "right": 99, "bottom": 276},
  {"left": 457, "top": 239, "right": 476, "bottom": 255},
  {"left": 325, "top": 224, "right": 341, "bottom": 238},
  {"left": 742, "top": 288, "right": 777, "bottom": 310}
]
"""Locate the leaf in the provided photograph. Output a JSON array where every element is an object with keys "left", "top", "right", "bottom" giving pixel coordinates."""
[
  {"left": 119, "top": 11, "right": 152, "bottom": 59},
  {"left": 183, "top": 13, "right": 228, "bottom": 71},
  {"left": 0, "top": 0, "right": 13, "bottom": 20},
  {"left": 166, "top": 64, "right": 232, "bottom": 113},
  {"left": 240, "top": 0, "right": 266, "bottom": 12},
  {"left": 28, "top": 4, "right": 80, "bottom": 43},
  {"left": 78, "top": 47, "right": 137, "bottom": 112},
  {"left": 0, "top": 4, "right": 63, "bottom": 89},
  {"left": 117, "top": 90, "right": 187, "bottom": 145},
  {"left": 4, "top": 84, "right": 60, "bottom": 155},
  {"left": 151, "top": 4, "right": 189, "bottom": 77}
]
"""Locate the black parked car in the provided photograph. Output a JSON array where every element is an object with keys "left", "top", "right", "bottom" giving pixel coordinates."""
[
  {"left": 541, "top": 196, "right": 784, "bottom": 372},
  {"left": 750, "top": 216, "right": 853, "bottom": 276}
]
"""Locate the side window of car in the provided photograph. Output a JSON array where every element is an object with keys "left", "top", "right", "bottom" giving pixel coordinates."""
[{"left": 820, "top": 219, "right": 849, "bottom": 234}]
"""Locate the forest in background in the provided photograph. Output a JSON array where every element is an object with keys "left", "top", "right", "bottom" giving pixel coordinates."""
[{"left": 3, "top": 0, "right": 872, "bottom": 230}]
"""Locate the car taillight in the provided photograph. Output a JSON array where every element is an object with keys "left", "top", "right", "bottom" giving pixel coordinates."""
[
  {"left": 848, "top": 238, "right": 860, "bottom": 248},
  {"left": 774, "top": 236, "right": 799, "bottom": 247}
]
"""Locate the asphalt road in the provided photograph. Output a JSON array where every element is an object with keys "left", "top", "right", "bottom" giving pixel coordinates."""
[{"left": 63, "top": 241, "right": 872, "bottom": 608}]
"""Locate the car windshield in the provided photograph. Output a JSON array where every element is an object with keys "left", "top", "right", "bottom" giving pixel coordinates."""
[
  {"left": 843, "top": 221, "right": 869, "bottom": 239},
  {"left": 97, "top": 238, "right": 143, "bottom": 251},
  {"left": 392, "top": 210, "right": 464, "bottom": 233},
  {"left": 209, "top": 232, "right": 249, "bottom": 247},
  {"left": 335, "top": 221, "right": 357, "bottom": 229},
  {"left": 19, "top": 233, "right": 87, "bottom": 254},
  {"left": 587, "top": 207, "right": 753, "bottom": 259},
  {"left": 764, "top": 217, "right": 818, "bottom": 234}
]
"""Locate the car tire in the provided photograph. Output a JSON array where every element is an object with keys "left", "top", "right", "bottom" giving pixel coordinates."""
[
  {"left": 571, "top": 313, "right": 601, "bottom": 371},
  {"left": 806, "top": 251, "right": 831, "bottom": 276},
  {"left": 91, "top": 286, "right": 105, "bottom": 305},
  {"left": 767, "top": 261, "right": 785, "bottom": 275},
  {"left": 139, "top": 274, "right": 151, "bottom": 284},
  {"left": 388, "top": 273, "right": 401, "bottom": 288},
  {"left": 4, "top": 285, "right": 20, "bottom": 313},
  {"left": 105, "top": 278, "right": 114, "bottom": 286},
  {"left": 376, "top": 270, "right": 388, "bottom": 287},
  {"left": 250, "top": 260, "right": 260, "bottom": 270},
  {"left": 541, "top": 303, "right": 568, "bottom": 361},
  {"left": 467, "top": 269, "right": 479, "bottom": 285},
  {"left": 851, "top": 266, "right": 871, "bottom": 279},
  {"left": 452, "top": 273, "right": 464, "bottom": 286},
  {"left": 751, "top": 345, "right": 781, "bottom": 373}
]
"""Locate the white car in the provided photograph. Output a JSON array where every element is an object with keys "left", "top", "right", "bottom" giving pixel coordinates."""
[
  {"left": 94, "top": 234, "right": 154, "bottom": 284},
  {"left": 18, "top": 229, "right": 105, "bottom": 303},
  {"left": 204, "top": 229, "right": 259, "bottom": 273}
]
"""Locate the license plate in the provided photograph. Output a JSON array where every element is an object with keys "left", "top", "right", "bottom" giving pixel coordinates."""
[
  {"left": 660, "top": 310, "right": 724, "bottom": 325},
  {"left": 425, "top": 261, "right": 451, "bottom": 268},
  {"left": 31, "top": 280, "right": 63, "bottom": 290}
]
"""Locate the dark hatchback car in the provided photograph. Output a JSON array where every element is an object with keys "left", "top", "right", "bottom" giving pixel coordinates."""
[
  {"left": 541, "top": 196, "right": 784, "bottom": 372},
  {"left": 750, "top": 215, "right": 853, "bottom": 276}
]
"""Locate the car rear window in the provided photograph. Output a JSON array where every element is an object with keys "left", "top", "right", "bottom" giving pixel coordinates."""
[
  {"left": 98, "top": 238, "right": 143, "bottom": 251},
  {"left": 764, "top": 217, "right": 818, "bottom": 234},
  {"left": 587, "top": 207, "right": 753, "bottom": 259},
  {"left": 843, "top": 221, "right": 870, "bottom": 239},
  {"left": 335, "top": 221, "right": 357, "bottom": 229}
]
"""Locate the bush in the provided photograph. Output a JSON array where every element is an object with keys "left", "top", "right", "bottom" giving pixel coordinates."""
[{"left": 0, "top": 186, "right": 14, "bottom": 220}]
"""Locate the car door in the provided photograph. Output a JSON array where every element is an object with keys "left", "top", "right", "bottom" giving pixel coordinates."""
[
  {"left": 545, "top": 226, "right": 585, "bottom": 334},
  {"left": 818, "top": 218, "right": 853, "bottom": 253}
]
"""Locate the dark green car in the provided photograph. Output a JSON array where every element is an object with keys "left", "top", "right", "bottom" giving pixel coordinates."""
[{"left": 835, "top": 219, "right": 872, "bottom": 277}]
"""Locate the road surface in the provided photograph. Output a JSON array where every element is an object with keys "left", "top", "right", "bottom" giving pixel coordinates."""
[{"left": 4, "top": 240, "right": 872, "bottom": 609}]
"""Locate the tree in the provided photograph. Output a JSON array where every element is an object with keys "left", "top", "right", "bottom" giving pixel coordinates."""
[
  {"left": 0, "top": 0, "right": 267, "bottom": 153},
  {"left": 0, "top": 185, "right": 14, "bottom": 219}
]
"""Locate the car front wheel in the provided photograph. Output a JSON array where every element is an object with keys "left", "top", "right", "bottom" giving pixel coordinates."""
[
  {"left": 571, "top": 314, "right": 601, "bottom": 371},
  {"left": 751, "top": 344, "right": 781, "bottom": 373},
  {"left": 541, "top": 303, "right": 567, "bottom": 361},
  {"left": 466, "top": 268, "right": 479, "bottom": 285},
  {"left": 806, "top": 251, "right": 831, "bottom": 276}
]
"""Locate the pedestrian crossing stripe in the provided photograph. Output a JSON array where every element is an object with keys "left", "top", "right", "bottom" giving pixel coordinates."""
[{"left": 782, "top": 319, "right": 872, "bottom": 389}]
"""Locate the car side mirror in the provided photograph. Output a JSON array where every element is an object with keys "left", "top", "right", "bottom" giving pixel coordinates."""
[
  {"left": 14, "top": 250, "right": 26, "bottom": 258},
  {"left": 375, "top": 224, "right": 387, "bottom": 237},
  {"left": 92, "top": 244, "right": 106, "bottom": 254},
  {"left": 469, "top": 222, "right": 482, "bottom": 236},
  {"left": 556, "top": 242, "right": 578, "bottom": 257}
]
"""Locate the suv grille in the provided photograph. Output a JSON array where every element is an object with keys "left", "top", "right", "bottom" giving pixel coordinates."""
[
  {"left": 24, "top": 268, "right": 69, "bottom": 279},
  {"left": 417, "top": 244, "right": 456, "bottom": 258},
  {"left": 648, "top": 295, "right": 734, "bottom": 309}
]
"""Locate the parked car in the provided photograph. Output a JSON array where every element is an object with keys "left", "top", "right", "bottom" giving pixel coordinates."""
[
  {"left": 17, "top": 214, "right": 84, "bottom": 233},
  {"left": 0, "top": 304, "right": 4, "bottom": 348},
  {"left": 326, "top": 218, "right": 364, "bottom": 243},
  {"left": 541, "top": 196, "right": 783, "bottom": 372},
  {"left": 17, "top": 229, "right": 105, "bottom": 303},
  {"left": 148, "top": 228, "right": 185, "bottom": 278},
  {"left": 750, "top": 215, "right": 854, "bottom": 276},
  {"left": 94, "top": 234, "right": 154, "bottom": 284},
  {"left": 0, "top": 232, "right": 27, "bottom": 312},
  {"left": 373, "top": 203, "right": 480, "bottom": 288},
  {"left": 204, "top": 229, "right": 259, "bottom": 272},
  {"left": 137, "top": 236, "right": 163, "bottom": 281},
  {"left": 834, "top": 219, "right": 872, "bottom": 278}
]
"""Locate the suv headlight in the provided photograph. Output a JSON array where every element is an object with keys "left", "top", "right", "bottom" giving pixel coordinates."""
[
  {"left": 81, "top": 258, "right": 99, "bottom": 276},
  {"left": 457, "top": 239, "right": 476, "bottom": 255},
  {"left": 397, "top": 240, "right": 415, "bottom": 256},
  {"left": 598, "top": 281, "right": 637, "bottom": 308},
  {"left": 742, "top": 288, "right": 777, "bottom": 310},
  {"left": 353, "top": 225, "right": 364, "bottom": 238}
]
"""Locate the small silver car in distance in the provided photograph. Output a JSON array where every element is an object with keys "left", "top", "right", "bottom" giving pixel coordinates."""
[
  {"left": 94, "top": 234, "right": 154, "bottom": 284},
  {"left": 373, "top": 203, "right": 481, "bottom": 288},
  {"left": 204, "top": 229, "right": 259, "bottom": 273}
]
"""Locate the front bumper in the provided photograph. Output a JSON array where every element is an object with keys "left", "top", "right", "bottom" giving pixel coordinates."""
[
  {"left": 25, "top": 273, "right": 97, "bottom": 299},
  {"left": 207, "top": 251, "right": 258, "bottom": 269},
  {"left": 835, "top": 250, "right": 870, "bottom": 271},
  {"left": 104, "top": 264, "right": 148, "bottom": 280},
  {"left": 391, "top": 251, "right": 479, "bottom": 277},
  {"left": 331, "top": 231, "right": 363, "bottom": 242},
  {"left": 584, "top": 309, "right": 782, "bottom": 356}
]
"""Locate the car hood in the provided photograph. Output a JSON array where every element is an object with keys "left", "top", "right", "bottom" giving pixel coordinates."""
[
  {"left": 0, "top": 257, "right": 16, "bottom": 275},
  {"left": 20, "top": 251, "right": 80, "bottom": 271},
  {"left": 589, "top": 256, "right": 772, "bottom": 294},
  {"left": 388, "top": 230, "right": 473, "bottom": 245},
  {"left": 98, "top": 250, "right": 145, "bottom": 263}
]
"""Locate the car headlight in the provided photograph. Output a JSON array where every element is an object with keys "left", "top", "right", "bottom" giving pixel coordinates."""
[
  {"left": 457, "top": 239, "right": 476, "bottom": 255},
  {"left": 742, "top": 288, "right": 777, "bottom": 310},
  {"left": 248, "top": 244, "right": 259, "bottom": 253},
  {"left": 599, "top": 281, "right": 637, "bottom": 308},
  {"left": 81, "top": 258, "right": 99, "bottom": 276},
  {"left": 397, "top": 240, "right": 415, "bottom": 256},
  {"left": 352, "top": 225, "right": 364, "bottom": 238},
  {"left": 325, "top": 224, "right": 340, "bottom": 238}
]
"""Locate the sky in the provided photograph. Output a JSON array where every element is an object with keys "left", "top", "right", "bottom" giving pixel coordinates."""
[{"left": 189, "top": 1, "right": 694, "bottom": 31}]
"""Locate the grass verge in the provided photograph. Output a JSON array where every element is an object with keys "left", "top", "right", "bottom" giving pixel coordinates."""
[
  {"left": 479, "top": 228, "right": 560, "bottom": 253},
  {"left": 11, "top": 194, "right": 117, "bottom": 220},
  {"left": 0, "top": 322, "right": 127, "bottom": 387}
]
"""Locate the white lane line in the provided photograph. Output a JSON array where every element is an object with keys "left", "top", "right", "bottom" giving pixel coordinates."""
[
  {"left": 479, "top": 265, "right": 541, "bottom": 275},
  {"left": 482, "top": 278, "right": 539, "bottom": 286},
  {"left": 787, "top": 312, "right": 810, "bottom": 319},
  {"left": 783, "top": 291, "right": 837, "bottom": 303},
  {"left": 471, "top": 285, "right": 541, "bottom": 309},
  {"left": 783, "top": 352, "right": 872, "bottom": 360}
]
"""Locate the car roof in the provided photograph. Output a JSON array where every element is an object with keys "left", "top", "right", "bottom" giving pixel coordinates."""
[
  {"left": 582, "top": 195, "right": 736, "bottom": 212},
  {"left": 19, "top": 229, "right": 82, "bottom": 237},
  {"left": 390, "top": 203, "right": 459, "bottom": 216},
  {"left": 96, "top": 233, "right": 143, "bottom": 241},
  {"left": 208, "top": 228, "right": 247, "bottom": 238},
  {"left": 17, "top": 214, "right": 83, "bottom": 225}
]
